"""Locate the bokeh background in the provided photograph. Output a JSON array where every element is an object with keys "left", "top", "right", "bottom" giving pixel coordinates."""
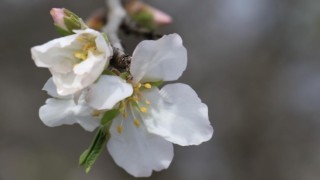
[{"left": 1, "top": 0, "right": 320, "bottom": 179}]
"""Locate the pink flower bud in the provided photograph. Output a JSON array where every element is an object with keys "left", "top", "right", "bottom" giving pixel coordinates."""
[
  {"left": 150, "top": 7, "right": 172, "bottom": 25},
  {"left": 125, "top": 0, "right": 172, "bottom": 28},
  {"left": 50, "top": 8, "right": 68, "bottom": 31}
]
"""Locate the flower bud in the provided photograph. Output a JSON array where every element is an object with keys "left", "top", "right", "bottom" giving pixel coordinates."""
[
  {"left": 85, "top": 8, "right": 107, "bottom": 31},
  {"left": 125, "top": 0, "right": 172, "bottom": 30},
  {"left": 50, "top": 8, "right": 87, "bottom": 36}
]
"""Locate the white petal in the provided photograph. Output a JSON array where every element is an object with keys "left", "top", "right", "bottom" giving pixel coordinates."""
[
  {"left": 50, "top": 70, "right": 80, "bottom": 96},
  {"left": 39, "top": 96, "right": 100, "bottom": 132},
  {"left": 107, "top": 112, "right": 173, "bottom": 177},
  {"left": 72, "top": 29, "right": 113, "bottom": 56},
  {"left": 86, "top": 75, "right": 133, "bottom": 110},
  {"left": 39, "top": 98, "right": 75, "bottom": 127},
  {"left": 42, "top": 78, "right": 72, "bottom": 99},
  {"left": 143, "top": 83, "right": 213, "bottom": 146},
  {"left": 31, "top": 33, "right": 81, "bottom": 73},
  {"left": 73, "top": 52, "right": 105, "bottom": 75},
  {"left": 130, "top": 34, "right": 187, "bottom": 84},
  {"left": 50, "top": 53, "right": 106, "bottom": 96},
  {"left": 74, "top": 97, "right": 101, "bottom": 131}
]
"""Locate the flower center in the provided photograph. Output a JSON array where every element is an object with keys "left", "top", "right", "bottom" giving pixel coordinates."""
[
  {"left": 116, "top": 82, "right": 153, "bottom": 134},
  {"left": 74, "top": 34, "right": 98, "bottom": 61}
]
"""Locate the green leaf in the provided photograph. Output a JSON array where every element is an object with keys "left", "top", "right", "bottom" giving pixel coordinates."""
[
  {"left": 101, "top": 109, "right": 119, "bottom": 126},
  {"left": 79, "top": 149, "right": 89, "bottom": 165},
  {"left": 79, "top": 127, "right": 108, "bottom": 173},
  {"left": 150, "top": 80, "right": 164, "bottom": 87}
]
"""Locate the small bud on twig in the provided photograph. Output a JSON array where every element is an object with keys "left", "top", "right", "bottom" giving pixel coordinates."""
[
  {"left": 86, "top": 8, "right": 107, "bottom": 31},
  {"left": 125, "top": 0, "right": 172, "bottom": 30},
  {"left": 50, "top": 8, "right": 87, "bottom": 36}
]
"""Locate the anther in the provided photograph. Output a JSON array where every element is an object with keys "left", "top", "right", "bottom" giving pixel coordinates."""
[
  {"left": 74, "top": 51, "right": 87, "bottom": 60},
  {"left": 140, "top": 107, "right": 147, "bottom": 113},
  {"left": 136, "top": 83, "right": 142, "bottom": 88},
  {"left": 133, "top": 119, "right": 141, "bottom": 128},
  {"left": 144, "top": 83, "right": 152, "bottom": 89},
  {"left": 117, "top": 125, "right": 123, "bottom": 134},
  {"left": 91, "top": 110, "right": 101, "bottom": 117},
  {"left": 145, "top": 100, "right": 151, "bottom": 105}
]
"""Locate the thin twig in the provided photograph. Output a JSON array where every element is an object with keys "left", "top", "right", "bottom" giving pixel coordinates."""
[
  {"left": 103, "top": 0, "right": 131, "bottom": 71},
  {"left": 103, "top": 0, "right": 126, "bottom": 54}
]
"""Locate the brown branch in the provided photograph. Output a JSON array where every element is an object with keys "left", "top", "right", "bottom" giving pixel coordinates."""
[{"left": 103, "top": 0, "right": 131, "bottom": 71}]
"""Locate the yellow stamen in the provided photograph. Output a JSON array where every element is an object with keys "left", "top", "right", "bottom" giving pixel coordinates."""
[
  {"left": 91, "top": 110, "right": 101, "bottom": 117},
  {"left": 145, "top": 100, "right": 151, "bottom": 105},
  {"left": 117, "top": 125, "right": 123, "bottom": 134},
  {"left": 76, "top": 36, "right": 86, "bottom": 42},
  {"left": 82, "top": 43, "right": 95, "bottom": 51},
  {"left": 136, "top": 83, "right": 142, "bottom": 88},
  {"left": 144, "top": 83, "right": 152, "bottom": 89},
  {"left": 140, "top": 107, "right": 147, "bottom": 113},
  {"left": 133, "top": 119, "right": 141, "bottom": 128},
  {"left": 123, "top": 112, "right": 128, "bottom": 118},
  {"left": 129, "top": 97, "right": 139, "bottom": 101},
  {"left": 74, "top": 51, "right": 87, "bottom": 60}
]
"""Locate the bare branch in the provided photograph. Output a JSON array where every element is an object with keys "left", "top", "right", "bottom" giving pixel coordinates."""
[
  {"left": 103, "top": 0, "right": 126, "bottom": 53},
  {"left": 103, "top": 0, "right": 132, "bottom": 71}
]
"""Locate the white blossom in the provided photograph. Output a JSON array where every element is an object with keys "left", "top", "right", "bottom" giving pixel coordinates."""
[
  {"left": 31, "top": 28, "right": 113, "bottom": 96},
  {"left": 86, "top": 34, "right": 213, "bottom": 177},
  {"left": 86, "top": 75, "right": 133, "bottom": 110},
  {"left": 39, "top": 78, "right": 101, "bottom": 131}
]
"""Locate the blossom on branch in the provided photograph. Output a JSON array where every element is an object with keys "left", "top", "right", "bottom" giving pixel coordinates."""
[
  {"left": 86, "top": 34, "right": 213, "bottom": 177},
  {"left": 31, "top": 6, "right": 213, "bottom": 177},
  {"left": 31, "top": 28, "right": 113, "bottom": 96}
]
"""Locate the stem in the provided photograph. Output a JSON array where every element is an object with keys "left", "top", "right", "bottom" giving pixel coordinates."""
[
  {"left": 103, "top": 0, "right": 126, "bottom": 54},
  {"left": 103, "top": 0, "right": 131, "bottom": 71}
]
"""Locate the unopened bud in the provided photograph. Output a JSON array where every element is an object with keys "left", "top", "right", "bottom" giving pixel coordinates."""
[
  {"left": 86, "top": 8, "right": 107, "bottom": 31},
  {"left": 50, "top": 8, "right": 67, "bottom": 30},
  {"left": 125, "top": 0, "right": 172, "bottom": 30},
  {"left": 50, "top": 8, "right": 87, "bottom": 36},
  {"left": 152, "top": 8, "right": 172, "bottom": 25}
]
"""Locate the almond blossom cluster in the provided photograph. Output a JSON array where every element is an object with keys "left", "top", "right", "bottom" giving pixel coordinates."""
[{"left": 31, "top": 8, "right": 213, "bottom": 177}]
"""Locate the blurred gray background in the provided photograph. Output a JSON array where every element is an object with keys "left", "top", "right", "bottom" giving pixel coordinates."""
[{"left": 1, "top": 0, "right": 320, "bottom": 179}]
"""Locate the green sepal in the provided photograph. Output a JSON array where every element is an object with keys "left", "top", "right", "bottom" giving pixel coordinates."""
[
  {"left": 101, "top": 109, "right": 119, "bottom": 126},
  {"left": 102, "top": 69, "right": 116, "bottom": 76},
  {"left": 54, "top": 25, "right": 73, "bottom": 36},
  {"left": 64, "top": 8, "right": 81, "bottom": 20},
  {"left": 150, "top": 80, "right": 163, "bottom": 87},
  {"left": 63, "top": 9, "right": 85, "bottom": 30},
  {"left": 101, "top": 33, "right": 110, "bottom": 45},
  {"left": 132, "top": 11, "right": 156, "bottom": 30},
  {"left": 79, "top": 126, "right": 108, "bottom": 173},
  {"left": 64, "top": 16, "right": 82, "bottom": 32},
  {"left": 53, "top": 8, "right": 87, "bottom": 36},
  {"left": 120, "top": 72, "right": 130, "bottom": 80}
]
